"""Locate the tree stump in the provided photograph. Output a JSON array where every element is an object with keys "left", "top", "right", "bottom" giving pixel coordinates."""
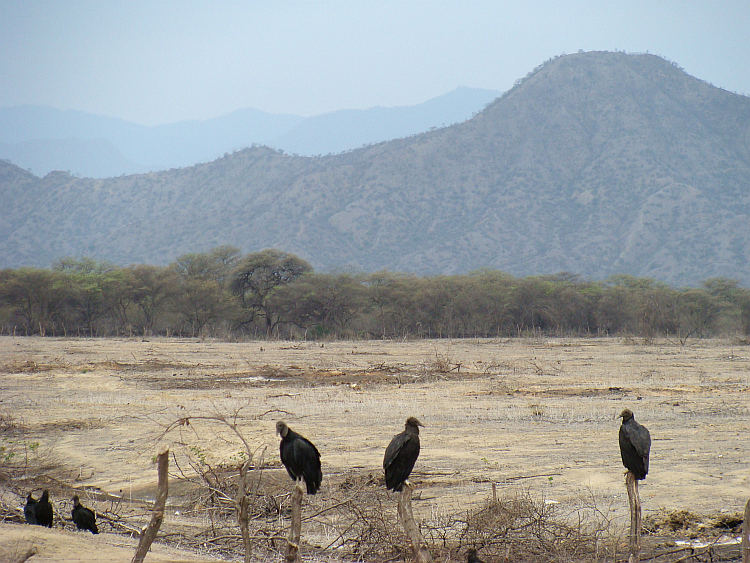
[
  {"left": 625, "top": 471, "right": 642, "bottom": 563},
  {"left": 285, "top": 482, "right": 303, "bottom": 563},
  {"left": 397, "top": 483, "right": 433, "bottom": 563}
]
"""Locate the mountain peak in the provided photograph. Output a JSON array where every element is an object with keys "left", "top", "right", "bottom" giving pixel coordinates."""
[{"left": 1, "top": 51, "right": 749, "bottom": 286}]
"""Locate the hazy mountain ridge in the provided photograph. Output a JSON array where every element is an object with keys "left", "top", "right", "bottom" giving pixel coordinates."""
[
  {"left": 2, "top": 51, "right": 749, "bottom": 286},
  {"left": 0, "top": 87, "right": 501, "bottom": 177}
]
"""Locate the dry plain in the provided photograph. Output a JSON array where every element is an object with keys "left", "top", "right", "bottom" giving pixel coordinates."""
[{"left": 0, "top": 336, "right": 748, "bottom": 562}]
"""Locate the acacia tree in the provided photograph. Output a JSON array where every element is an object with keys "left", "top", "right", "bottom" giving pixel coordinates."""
[
  {"left": 0, "top": 268, "right": 65, "bottom": 335},
  {"left": 53, "top": 257, "right": 120, "bottom": 336},
  {"left": 365, "top": 271, "right": 418, "bottom": 338},
  {"left": 125, "top": 265, "right": 179, "bottom": 335},
  {"left": 274, "top": 272, "right": 365, "bottom": 337},
  {"left": 231, "top": 249, "right": 312, "bottom": 337}
]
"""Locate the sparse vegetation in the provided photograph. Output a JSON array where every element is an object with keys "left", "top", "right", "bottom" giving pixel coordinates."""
[
  {"left": 1, "top": 251, "right": 749, "bottom": 340},
  {"left": 1, "top": 336, "right": 747, "bottom": 562}
]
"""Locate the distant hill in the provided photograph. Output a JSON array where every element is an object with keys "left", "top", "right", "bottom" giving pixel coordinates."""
[
  {"left": 1, "top": 51, "right": 749, "bottom": 286},
  {"left": 270, "top": 87, "right": 501, "bottom": 155},
  {"left": 0, "top": 87, "right": 501, "bottom": 177}
]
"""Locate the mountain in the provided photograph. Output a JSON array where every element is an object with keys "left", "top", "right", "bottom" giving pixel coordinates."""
[
  {"left": 1, "top": 51, "right": 749, "bottom": 286},
  {"left": 0, "top": 137, "right": 141, "bottom": 178},
  {"left": 0, "top": 87, "right": 501, "bottom": 177},
  {"left": 269, "top": 87, "right": 502, "bottom": 156}
]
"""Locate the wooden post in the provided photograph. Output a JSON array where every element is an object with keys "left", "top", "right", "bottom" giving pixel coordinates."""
[
  {"left": 237, "top": 459, "right": 253, "bottom": 563},
  {"left": 132, "top": 449, "right": 169, "bottom": 563},
  {"left": 397, "top": 483, "right": 433, "bottom": 563},
  {"left": 741, "top": 497, "right": 750, "bottom": 563},
  {"left": 625, "top": 472, "right": 642, "bottom": 563},
  {"left": 285, "top": 482, "right": 303, "bottom": 563}
]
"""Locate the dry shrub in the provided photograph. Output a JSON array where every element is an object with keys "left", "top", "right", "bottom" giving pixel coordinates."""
[
  {"left": 0, "top": 412, "right": 62, "bottom": 486},
  {"left": 458, "top": 490, "right": 605, "bottom": 563},
  {"left": 320, "top": 472, "right": 408, "bottom": 560},
  {"left": 0, "top": 357, "right": 68, "bottom": 373}
]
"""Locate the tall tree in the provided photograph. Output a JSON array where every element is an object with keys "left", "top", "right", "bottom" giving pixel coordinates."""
[
  {"left": 231, "top": 249, "right": 312, "bottom": 337},
  {"left": 125, "top": 265, "right": 179, "bottom": 335}
]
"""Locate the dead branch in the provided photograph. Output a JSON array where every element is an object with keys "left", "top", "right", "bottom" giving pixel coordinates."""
[{"left": 131, "top": 449, "right": 169, "bottom": 563}]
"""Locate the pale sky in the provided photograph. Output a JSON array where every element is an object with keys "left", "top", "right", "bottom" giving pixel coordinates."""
[{"left": 1, "top": 0, "right": 748, "bottom": 126}]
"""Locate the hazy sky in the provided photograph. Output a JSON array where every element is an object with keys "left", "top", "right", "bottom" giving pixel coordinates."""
[{"left": 1, "top": 1, "right": 748, "bottom": 125}]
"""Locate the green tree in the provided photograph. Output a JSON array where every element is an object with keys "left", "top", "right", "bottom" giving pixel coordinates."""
[
  {"left": 125, "top": 265, "right": 179, "bottom": 335},
  {"left": 274, "top": 272, "right": 365, "bottom": 337},
  {"left": 53, "top": 258, "right": 119, "bottom": 336},
  {"left": 172, "top": 245, "right": 241, "bottom": 287},
  {"left": 231, "top": 249, "right": 312, "bottom": 336},
  {"left": 676, "top": 288, "right": 719, "bottom": 342},
  {"left": 0, "top": 268, "right": 65, "bottom": 335}
]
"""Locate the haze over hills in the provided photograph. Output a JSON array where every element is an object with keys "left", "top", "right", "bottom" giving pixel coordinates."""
[
  {"left": 0, "top": 87, "right": 501, "bottom": 178},
  {"left": 1, "top": 51, "right": 749, "bottom": 286}
]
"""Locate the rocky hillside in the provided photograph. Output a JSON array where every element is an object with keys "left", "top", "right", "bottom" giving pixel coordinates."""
[{"left": 2, "top": 51, "right": 749, "bottom": 286}]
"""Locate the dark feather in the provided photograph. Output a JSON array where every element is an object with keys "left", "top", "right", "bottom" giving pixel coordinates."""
[
  {"left": 277, "top": 421, "right": 322, "bottom": 494},
  {"left": 618, "top": 409, "right": 651, "bottom": 480},
  {"left": 383, "top": 417, "right": 423, "bottom": 491},
  {"left": 24, "top": 493, "right": 38, "bottom": 525},
  {"left": 35, "top": 490, "right": 53, "bottom": 528},
  {"left": 72, "top": 495, "right": 99, "bottom": 534}
]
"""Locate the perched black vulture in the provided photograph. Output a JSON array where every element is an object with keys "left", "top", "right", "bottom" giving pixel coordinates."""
[
  {"left": 35, "top": 489, "right": 53, "bottom": 528},
  {"left": 24, "top": 493, "right": 38, "bottom": 525},
  {"left": 383, "top": 417, "right": 424, "bottom": 491},
  {"left": 466, "top": 548, "right": 485, "bottom": 563},
  {"left": 71, "top": 495, "right": 99, "bottom": 534},
  {"left": 276, "top": 421, "right": 322, "bottom": 494},
  {"left": 618, "top": 408, "right": 651, "bottom": 480}
]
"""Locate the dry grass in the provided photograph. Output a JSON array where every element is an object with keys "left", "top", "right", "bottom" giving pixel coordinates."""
[{"left": 1, "top": 336, "right": 748, "bottom": 562}]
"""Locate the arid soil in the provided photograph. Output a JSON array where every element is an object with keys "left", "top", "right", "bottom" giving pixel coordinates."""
[{"left": 1, "top": 336, "right": 748, "bottom": 562}]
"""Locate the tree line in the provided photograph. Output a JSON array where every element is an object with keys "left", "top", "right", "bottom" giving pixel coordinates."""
[{"left": 1, "top": 246, "right": 749, "bottom": 340}]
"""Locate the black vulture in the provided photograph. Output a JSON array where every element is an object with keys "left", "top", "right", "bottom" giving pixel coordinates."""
[
  {"left": 383, "top": 417, "right": 423, "bottom": 491},
  {"left": 276, "top": 421, "right": 322, "bottom": 494},
  {"left": 35, "top": 489, "right": 53, "bottom": 528},
  {"left": 24, "top": 492, "right": 38, "bottom": 525},
  {"left": 618, "top": 408, "right": 651, "bottom": 480},
  {"left": 71, "top": 495, "right": 99, "bottom": 534},
  {"left": 466, "top": 548, "right": 485, "bottom": 563}
]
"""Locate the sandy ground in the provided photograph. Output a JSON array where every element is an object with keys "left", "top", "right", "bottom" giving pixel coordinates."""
[{"left": 1, "top": 336, "right": 748, "bottom": 561}]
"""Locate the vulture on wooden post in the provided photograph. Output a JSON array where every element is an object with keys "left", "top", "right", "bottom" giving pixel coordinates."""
[
  {"left": 618, "top": 408, "right": 651, "bottom": 480},
  {"left": 276, "top": 421, "right": 323, "bottom": 494},
  {"left": 383, "top": 417, "right": 424, "bottom": 491}
]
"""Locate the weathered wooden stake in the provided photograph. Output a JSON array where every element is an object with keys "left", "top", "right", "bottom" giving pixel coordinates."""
[
  {"left": 285, "top": 482, "right": 303, "bottom": 563},
  {"left": 131, "top": 449, "right": 169, "bottom": 563},
  {"left": 237, "top": 459, "right": 253, "bottom": 563},
  {"left": 397, "top": 483, "right": 433, "bottom": 563},
  {"left": 625, "top": 471, "right": 642, "bottom": 563},
  {"left": 741, "top": 497, "right": 750, "bottom": 563}
]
